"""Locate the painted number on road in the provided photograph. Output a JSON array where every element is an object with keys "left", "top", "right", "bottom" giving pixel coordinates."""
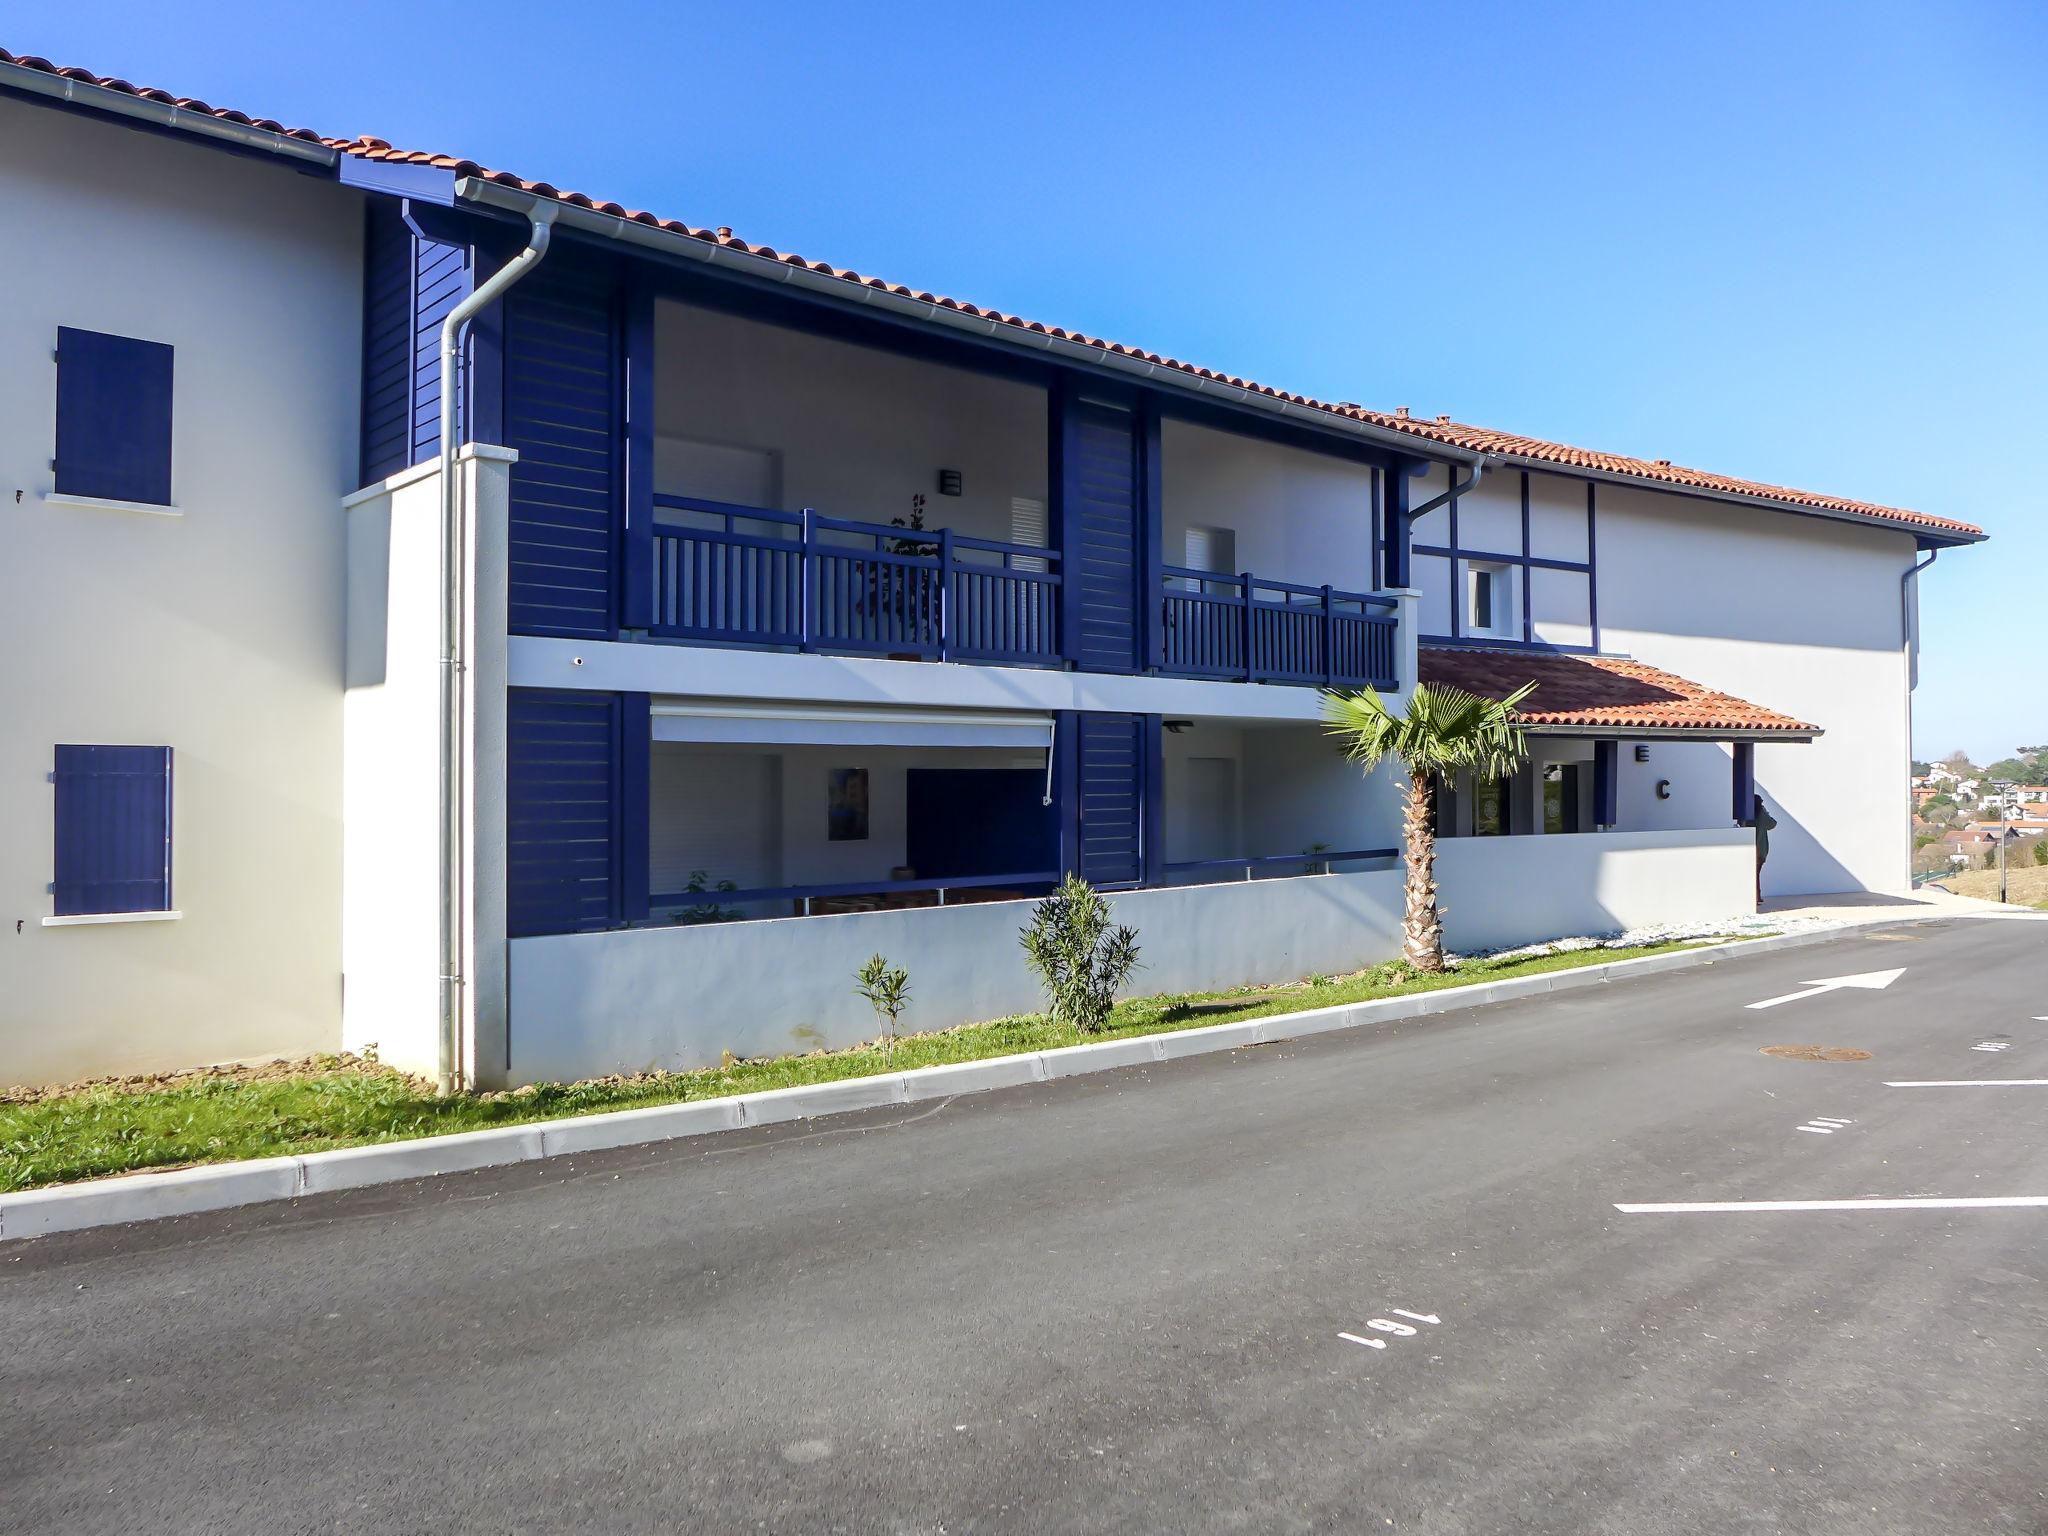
[{"left": 1340, "top": 1309, "right": 1441, "bottom": 1354}]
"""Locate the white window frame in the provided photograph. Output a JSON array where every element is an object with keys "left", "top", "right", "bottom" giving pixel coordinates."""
[{"left": 1462, "top": 559, "right": 1516, "bottom": 639}]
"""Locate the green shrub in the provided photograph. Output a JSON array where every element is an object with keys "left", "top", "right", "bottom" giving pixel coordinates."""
[
  {"left": 1020, "top": 875, "right": 1142, "bottom": 1033},
  {"left": 853, "top": 954, "right": 911, "bottom": 1049}
]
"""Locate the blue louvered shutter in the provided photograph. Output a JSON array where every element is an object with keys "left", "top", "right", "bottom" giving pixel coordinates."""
[
  {"left": 359, "top": 203, "right": 415, "bottom": 483},
  {"left": 507, "top": 690, "right": 623, "bottom": 936},
  {"left": 1067, "top": 400, "right": 1142, "bottom": 673},
  {"left": 55, "top": 328, "right": 174, "bottom": 505},
  {"left": 410, "top": 232, "right": 473, "bottom": 466},
  {"left": 505, "top": 261, "right": 621, "bottom": 638},
  {"left": 1076, "top": 713, "right": 1145, "bottom": 888},
  {"left": 52, "top": 745, "right": 173, "bottom": 916}
]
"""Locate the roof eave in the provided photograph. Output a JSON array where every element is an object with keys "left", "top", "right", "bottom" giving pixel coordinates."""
[
  {"left": 0, "top": 55, "right": 336, "bottom": 167},
  {"left": 1520, "top": 722, "right": 1822, "bottom": 743},
  {"left": 457, "top": 176, "right": 1484, "bottom": 470},
  {"left": 1490, "top": 453, "right": 1984, "bottom": 547}
]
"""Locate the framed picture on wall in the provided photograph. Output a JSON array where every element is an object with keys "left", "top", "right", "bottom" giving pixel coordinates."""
[{"left": 828, "top": 767, "right": 869, "bottom": 841}]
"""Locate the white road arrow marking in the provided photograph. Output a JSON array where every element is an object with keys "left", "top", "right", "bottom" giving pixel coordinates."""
[{"left": 1745, "top": 968, "right": 1906, "bottom": 1010}]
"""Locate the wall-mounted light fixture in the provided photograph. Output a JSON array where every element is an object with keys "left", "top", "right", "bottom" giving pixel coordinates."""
[{"left": 937, "top": 469, "right": 963, "bottom": 497}]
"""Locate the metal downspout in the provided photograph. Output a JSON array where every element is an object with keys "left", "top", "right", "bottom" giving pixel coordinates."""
[
  {"left": 1901, "top": 547, "right": 1937, "bottom": 887},
  {"left": 1404, "top": 462, "right": 1487, "bottom": 527},
  {"left": 438, "top": 207, "right": 556, "bottom": 1097}
]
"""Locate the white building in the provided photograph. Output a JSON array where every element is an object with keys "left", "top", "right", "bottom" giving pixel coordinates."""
[{"left": 0, "top": 47, "right": 1987, "bottom": 1090}]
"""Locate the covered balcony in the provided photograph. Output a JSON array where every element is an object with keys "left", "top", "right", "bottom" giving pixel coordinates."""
[{"left": 637, "top": 296, "right": 1399, "bottom": 690}]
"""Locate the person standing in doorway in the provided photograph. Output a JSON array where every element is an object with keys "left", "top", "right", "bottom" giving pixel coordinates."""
[{"left": 1751, "top": 792, "right": 1777, "bottom": 905}]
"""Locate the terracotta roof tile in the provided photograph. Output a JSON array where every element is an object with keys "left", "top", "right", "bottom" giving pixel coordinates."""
[
  {"left": 0, "top": 44, "right": 1985, "bottom": 544},
  {"left": 1417, "top": 646, "right": 1818, "bottom": 735}
]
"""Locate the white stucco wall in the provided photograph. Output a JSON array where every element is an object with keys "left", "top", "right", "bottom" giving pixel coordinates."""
[
  {"left": 1160, "top": 419, "right": 1376, "bottom": 591},
  {"left": 506, "top": 829, "right": 1753, "bottom": 1082},
  {"left": 342, "top": 452, "right": 514, "bottom": 1084},
  {"left": 0, "top": 98, "right": 361, "bottom": 1086},
  {"left": 1433, "top": 828, "right": 1754, "bottom": 951},
  {"left": 1593, "top": 487, "right": 1916, "bottom": 895}
]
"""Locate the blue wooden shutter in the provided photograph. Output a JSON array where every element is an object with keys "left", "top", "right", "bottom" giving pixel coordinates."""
[
  {"left": 507, "top": 689, "right": 650, "bottom": 936},
  {"left": 55, "top": 328, "right": 174, "bottom": 505},
  {"left": 1061, "top": 398, "right": 1143, "bottom": 673},
  {"left": 1076, "top": 713, "right": 1146, "bottom": 888},
  {"left": 359, "top": 202, "right": 416, "bottom": 483},
  {"left": 410, "top": 230, "right": 473, "bottom": 467},
  {"left": 505, "top": 261, "right": 621, "bottom": 638},
  {"left": 52, "top": 745, "right": 173, "bottom": 916}
]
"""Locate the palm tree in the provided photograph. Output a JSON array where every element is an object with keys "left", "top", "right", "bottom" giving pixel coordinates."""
[{"left": 1322, "top": 682, "right": 1535, "bottom": 973}]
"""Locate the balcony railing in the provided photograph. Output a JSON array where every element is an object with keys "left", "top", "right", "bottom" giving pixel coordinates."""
[
  {"left": 1160, "top": 567, "right": 1398, "bottom": 689},
  {"left": 650, "top": 494, "right": 1062, "bottom": 665},
  {"left": 646, "top": 497, "right": 1397, "bottom": 689}
]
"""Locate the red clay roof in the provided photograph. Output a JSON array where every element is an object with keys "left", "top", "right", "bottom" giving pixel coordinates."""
[
  {"left": 0, "top": 45, "right": 1984, "bottom": 545},
  {"left": 1418, "top": 646, "right": 1818, "bottom": 736}
]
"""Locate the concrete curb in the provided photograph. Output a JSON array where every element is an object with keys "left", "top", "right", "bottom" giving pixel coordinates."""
[{"left": 0, "top": 922, "right": 1879, "bottom": 1242}]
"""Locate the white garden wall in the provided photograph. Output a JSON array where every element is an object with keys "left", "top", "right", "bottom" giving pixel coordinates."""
[
  {"left": 506, "top": 828, "right": 1754, "bottom": 1083},
  {"left": 1433, "top": 828, "right": 1754, "bottom": 952}
]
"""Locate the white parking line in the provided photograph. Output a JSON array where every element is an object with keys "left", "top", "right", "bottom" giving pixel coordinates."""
[
  {"left": 1616, "top": 1196, "right": 2048, "bottom": 1214},
  {"left": 1884, "top": 1079, "right": 2048, "bottom": 1088}
]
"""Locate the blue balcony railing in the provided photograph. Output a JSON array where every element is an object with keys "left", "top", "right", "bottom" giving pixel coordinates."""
[
  {"left": 650, "top": 495, "right": 1061, "bottom": 665},
  {"left": 647, "top": 496, "right": 1398, "bottom": 689},
  {"left": 1160, "top": 567, "right": 1397, "bottom": 689}
]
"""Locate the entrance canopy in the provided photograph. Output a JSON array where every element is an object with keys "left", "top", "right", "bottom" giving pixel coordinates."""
[{"left": 1417, "top": 647, "right": 1819, "bottom": 742}]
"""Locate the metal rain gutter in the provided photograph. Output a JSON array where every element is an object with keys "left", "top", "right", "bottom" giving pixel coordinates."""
[
  {"left": 1491, "top": 454, "right": 1984, "bottom": 547},
  {"left": 454, "top": 178, "right": 1483, "bottom": 471},
  {"left": 0, "top": 59, "right": 337, "bottom": 166},
  {"left": 1519, "top": 723, "right": 1822, "bottom": 743}
]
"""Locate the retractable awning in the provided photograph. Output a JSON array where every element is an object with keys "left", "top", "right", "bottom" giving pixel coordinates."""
[{"left": 650, "top": 700, "right": 1055, "bottom": 751}]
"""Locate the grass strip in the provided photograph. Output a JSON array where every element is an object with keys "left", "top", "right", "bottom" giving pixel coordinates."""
[{"left": 2, "top": 939, "right": 1706, "bottom": 1192}]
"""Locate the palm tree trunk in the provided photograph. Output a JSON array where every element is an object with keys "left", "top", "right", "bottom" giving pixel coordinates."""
[{"left": 1401, "top": 768, "right": 1445, "bottom": 972}]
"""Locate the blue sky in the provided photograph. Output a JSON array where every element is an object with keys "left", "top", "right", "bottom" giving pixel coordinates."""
[{"left": 11, "top": 2, "right": 2043, "bottom": 759}]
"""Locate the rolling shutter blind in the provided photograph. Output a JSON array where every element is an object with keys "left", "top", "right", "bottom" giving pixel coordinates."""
[
  {"left": 55, "top": 328, "right": 174, "bottom": 505},
  {"left": 52, "top": 745, "right": 173, "bottom": 916},
  {"left": 1010, "top": 496, "right": 1048, "bottom": 573}
]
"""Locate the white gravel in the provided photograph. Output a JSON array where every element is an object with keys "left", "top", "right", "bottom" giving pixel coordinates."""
[{"left": 1466, "top": 910, "right": 1868, "bottom": 966}]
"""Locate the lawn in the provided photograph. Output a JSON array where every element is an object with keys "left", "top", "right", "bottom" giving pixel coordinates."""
[
  {"left": 2, "top": 939, "right": 1704, "bottom": 1193},
  {"left": 1928, "top": 862, "right": 2048, "bottom": 908}
]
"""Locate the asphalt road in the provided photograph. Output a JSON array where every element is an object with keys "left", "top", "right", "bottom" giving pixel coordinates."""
[{"left": 6, "top": 915, "right": 2047, "bottom": 1534}]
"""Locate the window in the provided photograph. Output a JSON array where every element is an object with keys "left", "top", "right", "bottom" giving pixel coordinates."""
[
  {"left": 1465, "top": 561, "right": 1512, "bottom": 638},
  {"left": 1472, "top": 774, "right": 1511, "bottom": 836},
  {"left": 1185, "top": 525, "right": 1236, "bottom": 574},
  {"left": 54, "top": 328, "right": 175, "bottom": 506},
  {"left": 1010, "top": 496, "right": 1048, "bottom": 573},
  {"left": 51, "top": 746, "right": 174, "bottom": 916},
  {"left": 1542, "top": 763, "right": 1584, "bottom": 834}
]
